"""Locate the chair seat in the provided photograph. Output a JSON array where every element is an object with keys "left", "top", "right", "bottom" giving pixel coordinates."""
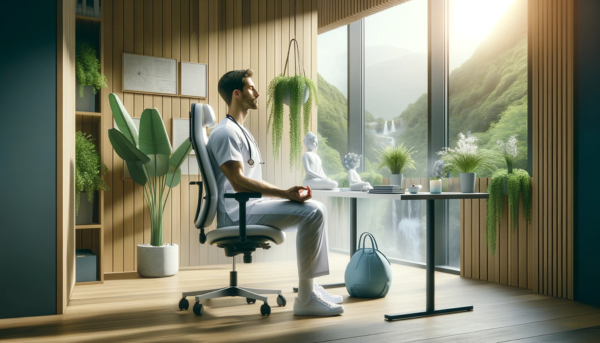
[{"left": 206, "top": 225, "right": 286, "bottom": 245}]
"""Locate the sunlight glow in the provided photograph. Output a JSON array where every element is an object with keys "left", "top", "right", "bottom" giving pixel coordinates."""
[{"left": 449, "top": 0, "right": 518, "bottom": 71}]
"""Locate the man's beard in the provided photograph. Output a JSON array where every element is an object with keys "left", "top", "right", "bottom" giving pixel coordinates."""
[{"left": 242, "top": 95, "right": 258, "bottom": 110}]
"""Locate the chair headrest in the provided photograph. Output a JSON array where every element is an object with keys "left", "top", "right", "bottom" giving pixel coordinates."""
[{"left": 202, "top": 104, "right": 216, "bottom": 128}]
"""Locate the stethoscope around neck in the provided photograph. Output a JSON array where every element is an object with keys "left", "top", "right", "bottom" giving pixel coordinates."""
[{"left": 226, "top": 114, "right": 262, "bottom": 168}]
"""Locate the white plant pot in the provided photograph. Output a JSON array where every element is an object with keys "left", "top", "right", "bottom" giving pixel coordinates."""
[
  {"left": 137, "top": 244, "right": 179, "bottom": 278},
  {"left": 389, "top": 174, "right": 403, "bottom": 187},
  {"left": 282, "top": 85, "right": 309, "bottom": 106}
]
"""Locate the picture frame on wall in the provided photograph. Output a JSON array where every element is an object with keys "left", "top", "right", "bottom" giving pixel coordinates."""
[
  {"left": 179, "top": 62, "right": 208, "bottom": 98},
  {"left": 122, "top": 53, "right": 178, "bottom": 96}
]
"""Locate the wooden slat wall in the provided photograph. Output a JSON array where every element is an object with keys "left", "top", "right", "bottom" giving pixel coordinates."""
[
  {"left": 57, "top": 0, "right": 77, "bottom": 314},
  {"left": 101, "top": 0, "right": 318, "bottom": 273},
  {"left": 317, "top": 0, "right": 411, "bottom": 34},
  {"left": 460, "top": 0, "right": 575, "bottom": 300}
]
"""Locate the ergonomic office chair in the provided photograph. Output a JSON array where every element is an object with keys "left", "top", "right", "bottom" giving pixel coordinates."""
[{"left": 178, "top": 103, "right": 287, "bottom": 317}]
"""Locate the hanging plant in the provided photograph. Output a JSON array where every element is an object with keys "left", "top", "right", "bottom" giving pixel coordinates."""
[
  {"left": 267, "top": 35, "right": 318, "bottom": 170},
  {"left": 486, "top": 135, "right": 532, "bottom": 254},
  {"left": 76, "top": 42, "right": 107, "bottom": 97}
]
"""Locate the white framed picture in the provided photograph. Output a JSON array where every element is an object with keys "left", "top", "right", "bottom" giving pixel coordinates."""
[
  {"left": 180, "top": 62, "right": 208, "bottom": 98},
  {"left": 122, "top": 53, "right": 178, "bottom": 96}
]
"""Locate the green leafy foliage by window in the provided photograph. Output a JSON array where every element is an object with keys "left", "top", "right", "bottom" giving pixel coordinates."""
[
  {"left": 76, "top": 42, "right": 107, "bottom": 97},
  {"left": 486, "top": 168, "right": 531, "bottom": 254},
  {"left": 377, "top": 143, "right": 416, "bottom": 175},
  {"left": 76, "top": 131, "right": 109, "bottom": 214}
]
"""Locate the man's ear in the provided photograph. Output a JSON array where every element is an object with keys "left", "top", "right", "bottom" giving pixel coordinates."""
[{"left": 233, "top": 89, "right": 240, "bottom": 100}]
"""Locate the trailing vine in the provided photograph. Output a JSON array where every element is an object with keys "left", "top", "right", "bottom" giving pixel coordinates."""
[
  {"left": 486, "top": 168, "right": 531, "bottom": 254},
  {"left": 267, "top": 74, "right": 317, "bottom": 170}
]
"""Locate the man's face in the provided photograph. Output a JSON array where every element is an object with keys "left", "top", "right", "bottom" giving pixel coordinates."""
[{"left": 236, "top": 77, "right": 260, "bottom": 110}]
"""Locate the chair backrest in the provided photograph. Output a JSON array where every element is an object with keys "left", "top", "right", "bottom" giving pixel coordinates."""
[{"left": 190, "top": 103, "right": 218, "bottom": 229}]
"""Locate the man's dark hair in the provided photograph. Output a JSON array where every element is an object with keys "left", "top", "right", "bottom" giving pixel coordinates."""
[{"left": 218, "top": 69, "right": 254, "bottom": 106}]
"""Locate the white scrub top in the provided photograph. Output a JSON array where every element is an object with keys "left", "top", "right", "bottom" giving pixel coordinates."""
[{"left": 206, "top": 118, "right": 265, "bottom": 223}]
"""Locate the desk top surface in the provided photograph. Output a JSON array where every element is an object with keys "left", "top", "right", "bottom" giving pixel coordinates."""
[{"left": 311, "top": 189, "right": 489, "bottom": 200}]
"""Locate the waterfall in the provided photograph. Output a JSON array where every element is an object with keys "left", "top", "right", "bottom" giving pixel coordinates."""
[
  {"left": 393, "top": 200, "right": 423, "bottom": 262},
  {"left": 383, "top": 120, "right": 389, "bottom": 135},
  {"left": 391, "top": 120, "right": 396, "bottom": 133}
]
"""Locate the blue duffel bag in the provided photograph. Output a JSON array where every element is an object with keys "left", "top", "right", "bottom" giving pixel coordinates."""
[{"left": 345, "top": 232, "right": 392, "bottom": 298}]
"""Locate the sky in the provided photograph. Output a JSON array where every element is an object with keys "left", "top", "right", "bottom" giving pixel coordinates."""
[{"left": 318, "top": 0, "right": 518, "bottom": 99}]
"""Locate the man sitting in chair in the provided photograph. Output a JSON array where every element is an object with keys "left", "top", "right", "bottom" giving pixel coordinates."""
[{"left": 207, "top": 69, "right": 344, "bottom": 316}]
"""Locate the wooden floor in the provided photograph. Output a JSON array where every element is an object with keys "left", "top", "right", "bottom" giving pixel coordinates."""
[{"left": 2, "top": 253, "right": 600, "bottom": 342}]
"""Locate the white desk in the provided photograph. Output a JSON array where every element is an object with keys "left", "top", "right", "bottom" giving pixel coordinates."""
[{"left": 310, "top": 189, "right": 489, "bottom": 321}]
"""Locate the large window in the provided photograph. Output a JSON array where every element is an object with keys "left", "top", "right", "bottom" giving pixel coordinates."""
[
  {"left": 360, "top": 0, "right": 429, "bottom": 262},
  {"left": 447, "top": 0, "right": 528, "bottom": 267},
  {"left": 316, "top": 0, "right": 528, "bottom": 270},
  {"left": 317, "top": 26, "right": 348, "bottom": 178}
]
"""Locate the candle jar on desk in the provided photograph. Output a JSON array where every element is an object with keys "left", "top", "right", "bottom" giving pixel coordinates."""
[{"left": 430, "top": 178, "right": 442, "bottom": 194}]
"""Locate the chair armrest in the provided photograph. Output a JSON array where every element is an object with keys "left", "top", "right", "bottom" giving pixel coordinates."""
[
  {"left": 224, "top": 192, "right": 262, "bottom": 243},
  {"left": 224, "top": 192, "right": 262, "bottom": 201}
]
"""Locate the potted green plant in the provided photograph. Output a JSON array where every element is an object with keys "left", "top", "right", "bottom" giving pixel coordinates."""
[
  {"left": 267, "top": 39, "right": 318, "bottom": 170},
  {"left": 76, "top": 42, "right": 107, "bottom": 112},
  {"left": 107, "top": 93, "right": 192, "bottom": 277},
  {"left": 76, "top": 132, "right": 109, "bottom": 224},
  {"left": 438, "top": 133, "right": 497, "bottom": 193},
  {"left": 486, "top": 135, "right": 532, "bottom": 254},
  {"left": 376, "top": 143, "right": 416, "bottom": 187}
]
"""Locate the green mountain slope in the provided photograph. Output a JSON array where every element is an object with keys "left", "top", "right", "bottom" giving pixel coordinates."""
[
  {"left": 317, "top": 0, "right": 528, "bottom": 178},
  {"left": 394, "top": 0, "right": 528, "bottom": 176}
]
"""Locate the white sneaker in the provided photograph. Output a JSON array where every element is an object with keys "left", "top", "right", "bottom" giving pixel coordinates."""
[
  {"left": 294, "top": 291, "right": 345, "bottom": 316},
  {"left": 315, "top": 284, "right": 344, "bottom": 304}
]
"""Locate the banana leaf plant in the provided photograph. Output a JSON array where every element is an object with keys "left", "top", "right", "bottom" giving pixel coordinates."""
[{"left": 107, "top": 93, "right": 193, "bottom": 247}]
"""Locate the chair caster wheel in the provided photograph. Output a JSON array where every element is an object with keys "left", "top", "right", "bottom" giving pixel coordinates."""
[
  {"left": 276, "top": 295, "right": 286, "bottom": 307},
  {"left": 246, "top": 298, "right": 257, "bottom": 304},
  {"left": 260, "top": 303, "right": 271, "bottom": 316},
  {"left": 179, "top": 297, "right": 189, "bottom": 311},
  {"left": 193, "top": 302, "right": 204, "bottom": 316}
]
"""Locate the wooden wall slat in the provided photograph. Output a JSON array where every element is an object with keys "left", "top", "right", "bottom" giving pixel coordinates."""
[
  {"left": 460, "top": 0, "right": 575, "bottom": 301},
  {"left": 102, "top": 0, "right": 316, "bottom": 272}
]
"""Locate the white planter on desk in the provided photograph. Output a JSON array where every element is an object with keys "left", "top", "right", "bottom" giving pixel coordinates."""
[
  {"left": 389, "top": 174, "right": 403, "bottom": 187},
  {"left": 137, "top": 244, "right": 179, "bottom": 278}
]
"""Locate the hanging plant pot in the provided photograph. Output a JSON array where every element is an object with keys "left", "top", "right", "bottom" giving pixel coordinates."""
[
  {"left": 283, "top": 85, "right": 310, "bottom": 106},
  {"left": 267, "top": 38, "right": 318, "bottom": 170}
]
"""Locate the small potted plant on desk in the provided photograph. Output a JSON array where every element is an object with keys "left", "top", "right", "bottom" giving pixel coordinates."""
[
  {"left": 376, "top": 143, "right": 416, "bottom": 187},
  {"left": 438, "top": 133, "right": 497, "bottom": 193},
  {"left": 107, "top": 93, "right": 193, "bottom": 277},
  {"left": 76, "top": 131, "right": 109, "bottom": 224},
  {"left": 486, "top": 135, "right": 531, "bottom": 254}
]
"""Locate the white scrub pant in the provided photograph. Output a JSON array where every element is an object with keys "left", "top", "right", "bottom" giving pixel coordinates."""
[{"left": 218, "top": 200, "right": 329, "bottom": 280}]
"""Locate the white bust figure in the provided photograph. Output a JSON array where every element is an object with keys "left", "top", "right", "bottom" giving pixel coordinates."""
[
  {"left": 302, "top": 132, "right": 338, "bottom": 190},
  {"left": 343, "top": 153, "right": 373, "bottom": 192}
]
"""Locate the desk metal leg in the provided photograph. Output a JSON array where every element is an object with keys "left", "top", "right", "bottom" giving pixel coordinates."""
[
  {"left": 293, "top": 198, "right": 357, "bottom": 292},
  {"left": 350, "top": 197, "right": 357, "bottom": 256},
  {"left": 385, "top": 199, "right": 473, "bottom": 321}
]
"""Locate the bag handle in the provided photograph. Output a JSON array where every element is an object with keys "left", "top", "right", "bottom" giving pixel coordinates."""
[
  {"left": 357, "top": 232, "right": 391, "bottom": 265},
  {"left": 360, "top": 232, "right": 379, "bottom": 251},
  {"left": 358, "top": 232, "right": 379, "bottom": 254},
  {"left": 357, "top": 232, "right": 370, "bottom": 250}
]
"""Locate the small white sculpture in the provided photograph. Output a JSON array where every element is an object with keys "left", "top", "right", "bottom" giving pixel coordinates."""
[
  {"left": 343, "top": 153, "right": 373, "bottom": 192},
  {"left": 302, "top": 132, "right": 338, "bottom": 190}
]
